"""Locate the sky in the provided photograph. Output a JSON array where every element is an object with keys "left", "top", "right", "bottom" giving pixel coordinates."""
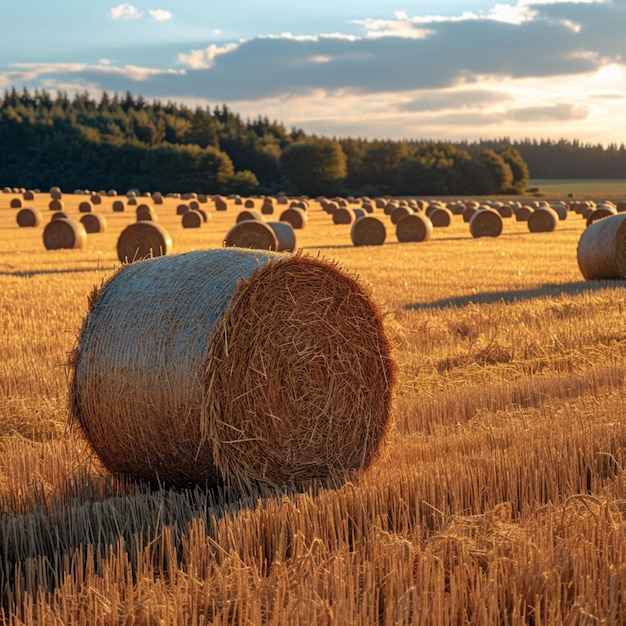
[{"left": 2, "top": 0, "right": 626, "bottom": 145}]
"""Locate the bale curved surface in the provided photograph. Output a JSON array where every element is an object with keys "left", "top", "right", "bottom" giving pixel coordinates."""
[
  {"left": 395, "top": 213, "right": 433, "bottom": 243},
  {"left": 515, "top": 206, "right": 533, "bottom": 222},
  {"left": 112, "top": 200, "right": 125, "bottom": 212},
  {"left": 117, "top": 221, "right": 172, "bottom": 263},
  {"left": 266, "top": 221, "right": 296, "bottom": 252},
  {"left": 43, "top": 218, "right": 87, "bottom": 250},
  {"left": 181, "top": 210, "right": 203, "bottom": 229},
  {"left": 333, "top": 208, "right": 356, "bottom": 225},
  {"left": 51, "top": 211, "right": 70, "bottom": 221},
  {"left": 236, "top": 210, "right": 264, "bottom": 223},
  {"left": 49, "top": 199, "right": 64, "bottom": 211},
  {"left": 528, "top": 207, "right": 558, "bottom": 233},
  {"left": 430, "top": 207, "right": 453, "bottom": 228},
  {"left": 279, "top": 207, "right": 308, "bottom": 229},
  {"left": 224, "top": 220, "right": 279, "bottom": 251},
  {"left": 577, "top": 213, "right": 626, "bottom": 280},
  {"left": 586, "top": 206, "right": 617, "bottom": 227},
  {"left": 390, "top": 206, "right": 412, "bottom": 225},
  {"left": 350, "top": 216, "right": 386, "bottom": 246},
  {"left": 78, "top": 201, "right": 93, "bottom": 213},
  {"left": 469, "top": 209, "right": 503, "bottom": 238},
  {"left": 70, "top": 249, "right": 396, "bottom": 490},
  {"left": 16, "top": 208, "right": 42, "bottom": 227}
]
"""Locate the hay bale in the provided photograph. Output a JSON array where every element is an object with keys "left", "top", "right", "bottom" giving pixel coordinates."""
[
  {"left": 23, "top": 190, "right": 35, "bottom": 201},
  {"left": 80, "top": 213, "right": 107, "bottom": 234},
  {"left": 136, "top": 204, "right": 158, "bottom": 222},
  {"left": 515, "top": 206, "right": 534, "bottom": 222},
  {"left": 586, "top": 206, "right": 617, "bottom": 227},
  {"left": 117, "top": 222, "right": 173, "bottom": 263},
  {"left": 469, "top": 209, "right": 503, "bottom": 238},
  {"left": 51, "top": 211, "right": 70, "bottom": 221},
  {"left": 462, "top": 207, "right": 478, "bottom": 223},
  {"left": 196, "top": 208, "right": 209, "bottom": 223},
  {"left": 261, "top": 198, "right": 275, "bottom": 215},
  {"left": 577, "top": 213, "right": 626, "bottom": 280},
  {"left": 128, "top": 198, "right": 138, "bottom": 206},
  {"left": 107, "top": 189, "right": 118, "bottom": 197},
  {"left": 333, "top": 208, "right": 356, "bottom": 225},
  {"left": 10, "top": 198, "right": 22, "bottom": 208},
  {"left": 243, "top": 198, "right": 255, "bottom": 209},
  {"left": 236, "top": 209, "right": 264, "bottom": 223},
  {"left": 551, "top": 204, "right": 567, "bottom": 220},
  {"left": 390, "top": 206, "right": 412, "bottom": 225},
  {"left": 43, "top": 218, "right": 87, "bottom": 250},
  {"left": 395, "top": 213, "right": 433, "bottom": 243},
  {"left": 224, "top": 220, "right": 296, "bottom": 252},
  {"left": 50, "top": 189, "right": 62, "bottom": 201},
  {"left": 16, "top": 207, "right": 42, "bottom": 227},
  {"left": 528, "top": 207, "right": 558, "bottom": 233},
  {"left": 181, "top": 210, "right": 203, "bottom": 229},
  {"left": 112, "top": 200, "right": 125, "bottom": 212},
  {"left": 350, "top": 216, "right": 386, "bottom": 246},
  {"left": 214, "top": 196, "right": 228, "bottom": 211},
  {"left": 495, "top": 204, "right": 514, "bottom": 218},
  {"left": 430, "top": 207, "right": 453, "bottom": 228},
  {"left": 176, "top": 203, "right": 190, "bottom": 215},
  {"left": 189, "top": 200, "right": 200, "bottom": 211},
  {"left": 90, "top": 194, "right": 102, "bottom": 205},
  {"left": 69, "top": 249, "right": 395, "bottom": 490},
  {"left": 279, "top": 207, "right": 308, "bottom": 229},
  {"left": 152, "top": 193, "right": 164, "bottom": 205},
  {"left": 78, "top": 201, "right": 93, "bottom": 213}
]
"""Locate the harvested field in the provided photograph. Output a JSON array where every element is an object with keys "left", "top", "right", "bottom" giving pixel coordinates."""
[{"left": 1, "top": 190, "right": 626, "bottom": 624}]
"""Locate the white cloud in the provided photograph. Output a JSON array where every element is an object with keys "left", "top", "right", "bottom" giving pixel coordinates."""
[
  {"left": 176, "top": 43, "right": 239, "bottom": 69},
  {"left": 110, "top": 4, "right": 144, "bottom": 20},
  {"left": 148, "top": 9, "right": 172, "bottom": 21}
]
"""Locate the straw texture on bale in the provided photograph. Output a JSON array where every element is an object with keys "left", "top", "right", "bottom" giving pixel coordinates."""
[
  {"left": 395, "top": 213, "right": 433, "bottom": 243},
  {"left": 43, "top": 218, "right": 87, "bottom": 250},
  {"left": 181, "top": 210, "right": 203, "bottom": 228},
  {"left": 350, "top": 216, "right": 386, "bottom": 246},
  {"left": 586, "top": 206, "right": 617, "bottom": 227},
  {"left": 116, "top": 221, "right": 172, "bottom": 263},
  {"left": 16, "top": 207, "right": 42, "bottom": 227},
  {"left": 279, "top": 207, "right": 308, "bottom": 229},
  {"left": 469, "top": 209, "right": 503, "bottom": 238},
  {"left": 577, "top": 213, "right": 626, "bottom": 280},
  {"left": 80, "top": 213, "right": 107, "bottom": 233},
  {"left": 224, "top": 220, "right": 278, "bottom": 251},
  {"left": 528, "top": 207, "right": 558, "bottom": 233},
  {"left": 69, "top": 249, "right": 396, "bottom": 490}
]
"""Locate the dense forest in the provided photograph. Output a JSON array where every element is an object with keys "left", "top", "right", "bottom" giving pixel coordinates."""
[{"left": 1, "top": 88, "right": 625, "bottom": 196}]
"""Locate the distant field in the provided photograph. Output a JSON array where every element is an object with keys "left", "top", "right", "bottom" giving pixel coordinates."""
[{"left": 529, "top": 178, "right": 626, "bottom": 197}]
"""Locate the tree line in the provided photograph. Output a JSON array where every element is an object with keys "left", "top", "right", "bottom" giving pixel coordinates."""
[{"left": 0, "top": 88, "right": 623, "bottom": 197}]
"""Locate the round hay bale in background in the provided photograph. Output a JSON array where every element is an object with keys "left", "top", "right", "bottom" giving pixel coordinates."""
[
  {"left": 586, "top": 205, "right": 617, "bottom": 227},
  {"left": 43, "top": 218, "right": 87, "bottom": 250},
  {"left": 189, "top": 200, "right": 200, "bottom": 211},
  {"left": 550, "top": 204, "right": 567, "bottom": 220},
  {"left": 69, "top": 249, "right": 395, "bottom": 490},
  {"left": 462, "top": 206, "right": 478, "bottom": 223},
  {"left": 127, "top": 198, "right": 138, "bottom": 206},
  {"left": 23, "top": 190, "right": 35, "bottom": 201},
  {"left": 16, "top": 207, "right": 42, "bottom": 227},
  {"left": 333, "top": 208, "right": 356, "bottom": 225},
  {"left": 395, "top": 213, "right": 433, "bottom": 243},
  {"left": 224, "top": 220, "right": 279, "bottom": 251},
  {"left": 112, "top": 200, "right": 125, "bottom": 212},
  {"left": 152, "top": 193, "right": 164, "bottom": 205},
  {"left": 243, "top": 198, "right": 255, "bottom": 209},
  {"left": 616, "top": 202, "right": 626, "bottom": 213},
  {"left": 136, "top": 204, "right": 158, "bottom": 222},
  {"left": 117, "top": 222, "right": 172, "bottom": 263},
  {"left": 90, "top": 194, "right": 102, "bottom": 206},
  {"left": 430, "top": 207, "right": 453, "bottom": 228},
  {"left": 469, "top": 209, "right": 503, "bottom": 238},
  {"left": 50, "top": 189, "right": 62, "bottom": 200},
  {"left": 266, "top": 221, "right": 296, "bottom": 252},
  {"left": 236, "top": 209, "right": 264, "bottom": 223},
  {"left": 80, "top": 213, "right": 107, "bottom": 234},
  {"left": 528, "top": 207, "right": 559, "bottom": 233},
  {"left": 196, "top": 208, "right": 209, "bottom": 223},
  {"left": 495, "top": 204, "right": 514, "bottom": 218},
  {"left": 78, "top": 201, "right": 93, "bottom": 213},
  {"left": 261, "top": 198, "right": 274, "bottom": 215},
  {"left": 515, "top": 206, "right": 534, "bottom": 222},
  {"left": 279, "top": 207, "right": 308, "bottom": 229},
  {"left": 107, "top": 189, "right": 118, "bottom": 197},
  {"left": 353, "top": 208, "right": 367, "bottom": 220},
  {"left": 577, "top": 213, "right": 626, "bottom": 280},
  {"left": 350, "top": 216, "right": 386, "bottom": 246},
  {"left": 182, "top": 210, "right": 203, "bottom": 229},
  {"left": 214, "top": 196, "right": 228, "bottom": 211},
  {"left": 390, "top": 206, "right": 412, "bottom": 225},
  {"left": 176, "top": 203, "right": 190, "bottom": 215},
  {"left": 48, "top": 199, "right": 65, "bottom": 212},
  {"left": 50, "top": 211, "right": 70, "bottom": 221},
  {"left": 10, "top": 198, "right": 22, "bottom": 208}
]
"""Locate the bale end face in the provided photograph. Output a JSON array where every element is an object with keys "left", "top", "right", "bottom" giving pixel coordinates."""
[
  {"left": 577, "top": 213, "right": 626, "bottom": 280},
  {"left": 116, "top": 221, "right": 172, "bottom": 263}
]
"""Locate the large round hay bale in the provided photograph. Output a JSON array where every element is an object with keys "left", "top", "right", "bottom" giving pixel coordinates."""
[
  {"left": 469, "top": 209, "right": 503, "bottom": 238},
  {"left": 236, "top": 209, "right": 264, "bottom": 223},
  {"left": 279, "top": 207, "right": 308, "bottom": 229},
  {"left": 69, "top": 249, "right": 395, "bottom": 490},
  {"left": 430, "top": 207, "right": 453, "bottom": 228},
  {"left": 43, "top": 218, "right": 87, "bottom": 250},
  {"left": 16, "top": 207, "right": 42, "bottom": 227},
  {"left": 80, "top": 213, "right": 107, "bottom": 234},
  {"left": 395, "top": 213, "right": 433, "bottom": 243},
  {"left": 78, "top": 201, "right": 93, "bottom": 213},
  {"left": 181, "top": 210, "right": 203, "bottom": 229},
  {"left": 333, "top": 208, "right": 356, "bottom": 225},
  {"left": 10, "top": 198, "right": 22, "bottom": 208},
  {"left": 577, "top": 213, "right": 626, "bottom": 280},
  {"left": 528, "top": 207, "right": 558, "bottom": 233},
  {"left": 390, "top": 206, "right": 412, "bottom": 225},
  {"left": 350, "top": 216, "right": 386, "bottom": 246},
  {"left": 550, "top": 204, "right": 567, "bottom": 220},
  {"left": 117, "top": 222, "right": 172, "bottom": 263},
  {"left": 224, "top": 219, "right": 295, "bottom": 252},
  {"left": 462, "top": 207, "right": 478, "bottom": 223},
  {"left": 586, "top": 206, "right": 617, "bottom": 227}
]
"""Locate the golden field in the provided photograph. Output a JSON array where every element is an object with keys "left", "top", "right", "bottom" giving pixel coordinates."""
[{"left": 1, "top": 192, "right": 626, "bottom": 625}]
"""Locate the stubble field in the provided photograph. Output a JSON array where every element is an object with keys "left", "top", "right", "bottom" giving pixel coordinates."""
[{"left": 1, "top": 191, "right": 625, "bottom": 625}]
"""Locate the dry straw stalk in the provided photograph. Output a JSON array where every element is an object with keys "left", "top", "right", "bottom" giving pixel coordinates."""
[{"left": 69, "top": 249, "right": 396, "bottom": 492}]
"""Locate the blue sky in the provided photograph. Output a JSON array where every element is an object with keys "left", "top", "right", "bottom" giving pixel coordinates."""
[{"left": 2, "top": 0, "right": 626, "bottom": 144}]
